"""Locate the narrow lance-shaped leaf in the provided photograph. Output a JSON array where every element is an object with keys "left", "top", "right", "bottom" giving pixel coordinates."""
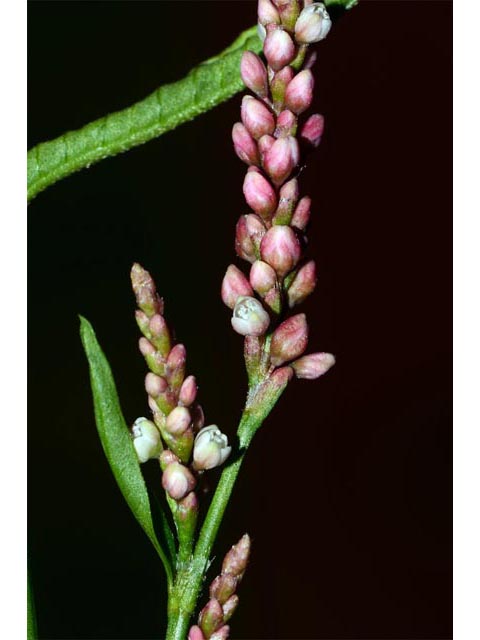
[
  {"left": 27, "top": 572, "right": 37, "bottom": 640},
  {"left": 79, "top": 315, "right": 174, "bottom": 586}
]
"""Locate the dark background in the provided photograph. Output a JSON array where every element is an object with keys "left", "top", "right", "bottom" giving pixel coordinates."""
[{"left": 28, "top": 1, "right": 452, "bottom": 638}]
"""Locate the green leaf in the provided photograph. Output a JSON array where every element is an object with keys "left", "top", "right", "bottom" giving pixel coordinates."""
[
  {"left": 79, "top": 315, "right": 174, "bottom": 586},
  {"left": 27, "top": 572, "right": 37, "bottom": 640}
]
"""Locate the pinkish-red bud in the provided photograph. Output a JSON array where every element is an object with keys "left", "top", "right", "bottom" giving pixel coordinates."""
[
  {"left": 270, "top": 313, "right": 309, "bottom": 366},
  {"left": 135, "top": 309, "right": 150, "bottom": 335},
  {"left": 241, "top": 96, "right": 275, "bottom": 140},
  {"left": 131, "top": 263, "right": 164, "bottom": 317},
  {"left": 179, "top": 375, "right": 197, "bottom": 407},
  {"left": 232, "top": 123, "right": 259, "bottom": 166},
  {"left": 285, "top": 69, "right": 314, "bottom": 114},
  {"left": 250, "top": 260, "right": 277, "bottom": 295},
  {"left": 291, "top": 195, "right": 311, "bottom": 230},
  {"left": 145, "top": 372, "right": 168, "bottom": 398},
  {"left": 270, "top": 66, "right": 295, "bottom": 107},
  {"left": 263, "top": 136, "right": 299, "bottom": 186},
  {"left": 292, "top": 352, "right": 335, "bottom": 379},
  {"left": 210, "top": 627, "right": 230, "bottom": 640},
  {"left": 260, "top": 225, "right": 301, "bottom": 276},
  {"left": 235, "top": 214, "right": 266, "bottom": 263},
  {"left": 240, "top": 51, "right": 268, "bottom": 97},
  {"left": 149, "top": 314, "right": 171, "bottom": 356},
  {"left": 274, "top": 0, "right": 301, "bottom": 30},
  {"left": 210, "top": 574, "right": 238, "bottom": 605},
  {"left": 159, "top": 449, "right": 179, "bottom": 470},
  {"left": 188, "top": 625, "right": 205, "bottom": 640},
  {"left": 139, "top": 337, "right": 165, "bottom": 376},
  {"left": 300, "top": 113, "right": 325, "bottom": 148},
  {"left": 287, "top": 260, "right": 317, "bottom": 307},
  {"left": 199, "top": 599, "right": 224, "bottom": 637},
  {"left": 166, "top": 343, "right": 186, "bottom": 389},
  {"left": 221, "top": 264, "right": 254, "bottom": 309},
  {"left": 165, "top": 406, "right": 191, "bottom": 436},
  {"left": 273, "top": 178, "right": 299, "bottom": 224},
  {"left": 222, "top": 534, "right": 251, "bottom": 578},
  {"left": 275, "top": 109, "right": 297, "bottom": 137},
  {"left": 258, "top": 0, "right": 280, "bottom": 25},
  {"left": 222, "top": 595, "right": 239, "bottom": 623},
  {"left": 264, "top": 27, "right": 296, "bottom": 71},
  {"left": 162, "top": 462, "right": 196, "bottom": 500},
  {"left": 243, "top": 171, "right": 277, "bottom": 219}
]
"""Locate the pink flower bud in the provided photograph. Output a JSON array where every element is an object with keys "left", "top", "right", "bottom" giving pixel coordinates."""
[
  {"left": 199, "top": 599, "right": 224, "bottom": 637},
  {"left": 274, "top": 0, "right": 301, "bottom": 31},
  {"left": 130, "top": 263, "right": 163, "bottom": 317},
  {"left": 221, "top": 264, "right": 254, "bottom": 309},
  {"left": 291, "top": 195, "right": 311, "bottom": 230},
  {"left": 264, "top": 136, "right": 299, "bottom": 185},
  {"left": 250, "top": 260, "right": 277, "bottom": 295},
  {"left": 166, "top": 343, "right": 186, "bottom": 389},
  {"left": 231, "top": 296, "right": 270, "bottom": 337},
  {"left": 210, "top": 626, "right": 230, "bottom": 640},
  {"left": 260, "top": 225, "right": 301, "bottom": 276},
  {"left": 258, "top": 0, "right": 280, "bottom": 25},
  {"left": 275, "top": 109, "right": 297, "bottom": 137},
  {"left": 139, "top": 337, "right": 165, "bottom": 375},
  {"left": 162, "top": 462, "right": 196, "bottom": 500},
  {"left": 287, "top": 260, "right": 317, "bottom": 306},
  {"left": 264, "top": 27, "right": 296, "bottom": 71},
  {"left": 210, "top": 574, "right": 238, "bottom": 605},
  {"left": 241, "top": 96, "right": 275, "bottom": 140},
  {"left": 285, "top": 69, "right": 314, "bottom": 115},
  {"left": 270, "top": 313, "right": 309, "bottom": 366},
  {"left": 193, "top": 425, "right": 232, "bottom": 471},
  {"left": 232, "top": 123, "right": 259, "bottom": 166},
  {"left": 291, "top": 352, "right": 335, "bottom": 379},
  {"left": 273, "top": 178, "right": 299, "bottom": 224},
  {"left": 240, "top": 51, "right": 268, "bottom": 98},
  {"left": 235, "top": 214, "right": 266, "bottom": 262},
  {"left": 135, "top": 309, "right": 150, "bottom": 335},
  {"left": 300, "top": 113, "right": 325, "bottom": 148},
  {"left": 131, "top": 417, "right": 162, "bottom": 463},
  {"left": 263, "top": 285, "right": 282, "bottom": 313},
  {"left": 295, "top": 2, "right": 332, "bottom": 44},
  {"left": 165, "top": 406, "right": 192, "bottom": 436},
  {"left": 243, "top": 171, "right": 277, "bottom": 219},
  {"left": 270, "top": 66, "right": 295, "bottom": 106},
  {"left": 159, "top": 449, "right": 179, "bottom": 470},
  {"left": 222, "top": 595, "right": 239, "bottom": 622},
  {"left": 222, "top": 533, "right": 251, "bottom": 578},
  {"left": 149, "top": 314, "right": 171, "bottom": 356},
  {"left": 188, "top": 626, "right": 205, "bottom": 640},
  {"left": 179, "top": 375, "right": 197, "bottom": 407},
  {"left": 257, "top": 134, "right": 275, "bottom": 161},
  {"left": 145, "top": 372, "right": 167, "bottom": 398}
]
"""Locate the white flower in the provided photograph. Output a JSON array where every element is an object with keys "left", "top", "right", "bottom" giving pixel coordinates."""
[
  {"left": 231, "top": 296, "right": 270, "bottom": 337},
  {"left": 131, "top": 417, "right": 162, "bottom": 463},
  {"left": 193, "top": 425, "right": 232, "bottom": 470},
  {"left": 295, "top": 3, "right": 332, "bottom": 44}
]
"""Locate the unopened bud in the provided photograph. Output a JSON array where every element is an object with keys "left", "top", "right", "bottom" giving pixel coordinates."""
[
  {"left": 263, "top": 285, "right": 282, "bottom": 314},
  {"left": 231, "top": 296, "right": 270, "bottom": 337},
  {"left": 149, "top": 314, "right": 171, "bottom": 356},
  {"left": 159, "top": 449, "right": 179, "bottom": 470},
  {"left": 210, "top": 627, "right": 230, "bottom": 640},
  {"left": 135, "top": 309, "right": 150, "bottom": 336},
  {"left": 199, "top": 599, "right": 224, "bottom": 637},
  {"left": 240, "top": 51, "right": 268, "bottom": 98},
  {"left": 222, "top": 595, "right": 239, "bottom": 623},
  {"left": 235, "top": 214, "right": 265, "bottom": 262},
  {"left": 273, "top": 178, "right": 299, "bottom": 224},
  {"left": 291, "top": 195, "right": 311, "bottom": 230},
  {"left": 193, "top": 425, "right": 232, "bottom": 471},
  {"left": 260, "top": 225, "right": 301, "bottom": 277},
  {"left": 192, "top": 404, "right": 205, "bottom": 432},
  {"left": 145, "top": 372, "right": 167, "bottom": 398},
  {"left": 243, "top": 171, "right": 277, "bottom": 219},
  {"left": 250, "top": 260, "right": 277, "bottom": 295},
  {"left": 222, "top": 534, "right": 251, "bottom": 579},
  {"left": 179, "top": 375, "right": 198, "bottom": 407},
  {"left": 165, "top": 406, "right": 192, "bottom": 436},
  {"left": 264, "top": 136, "right": 299, "bottom": 186},
  {"left": 284, "top": 69, "right": 314, "bottom": 114},
  {"left": 257, "top": 21, "right": 267, "bottom": 43},
  {"left": 188, "top": 626, "right": 205, "bottom": 640},
  {"left": 275, "top": 109, "right": 297, "bottom": 137},
  {"left": 270, "top": 313, "right": 308, "bottom": 366},
  {"left": 232, "top": 123, "right": 259, "bottom": 166},
  {"left": 291, "top": 352, "right": 335, "bottom": 379},
  {"left": 270, "top": 66, "right": 295, "bottom": 107},
  {"left": 286, "top": 260, "right": 317, "bottom": 306},
  {"left": 295, "top": 2, "right": 332, "bottom": 44},
  {"left": 131, "top": 417, "right": 162, "bottom": 463},
  {"left": 241, "top": 96, "right": 275, "bottom": 140},
  {"left": 210, "top": 574, "right": 238, "bottom": 605},
  {"left": 258, "top": 134, "right": 275, "bottom": 161},
  {"left": 166, "top": 343, "right": 186, "bottom": 390},
  {"left": 300, "top": 113, "right": 325, "bottom": 148},
  {"left": 178, "top": 491, "right": 199, "bottom": 540},
  {"left": 162, "top": 462, "right": 196, "bottom": 500},
  {"left": 131, "top": 263, "right": 163, "bottom": 317},
  {"left": 258, "top": 0, "right": 280, "bottom": 25},
  {"left": 264, "top": 27, "right": 296, "bottom": 71},
  {"left": 221, "top": 265, "right": 254, "bottom": 309}
]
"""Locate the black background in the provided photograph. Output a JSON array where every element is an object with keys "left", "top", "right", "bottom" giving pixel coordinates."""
[{"left": 28, "top": 1, "right": 452, "bottom": 638}]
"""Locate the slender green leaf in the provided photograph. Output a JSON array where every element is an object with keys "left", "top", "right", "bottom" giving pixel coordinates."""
[
  {"left": 79, "top": 315, "right": 173, "bottom": 586},
  {"left": 27, "top": 572, "right": 37, "bottom": 640}
]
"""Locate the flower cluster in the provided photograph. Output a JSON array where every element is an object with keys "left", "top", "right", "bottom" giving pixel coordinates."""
[
  {"left": 222, "top": 0, "right": 336, "bottom": 382},
  {"left": 130, "top": 263, "right": 231, "bottom": 504},
  {"left": 189, "top": 534, "right": 251, "bottom": 640}
]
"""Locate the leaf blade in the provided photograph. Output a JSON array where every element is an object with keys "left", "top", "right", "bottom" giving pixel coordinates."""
[{"left": 79, "top": 315, "right": 173, "bottom": 586}]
